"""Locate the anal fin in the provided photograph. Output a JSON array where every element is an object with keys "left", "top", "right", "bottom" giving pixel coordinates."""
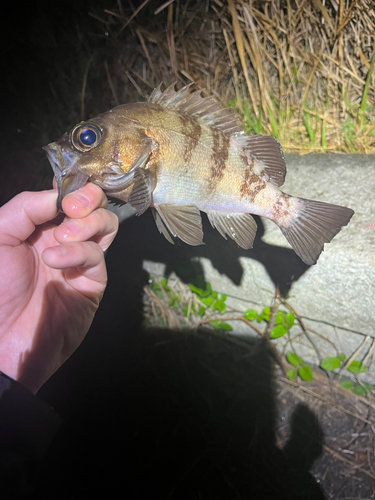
[
  {"left": 207, "top": 211, "right": 257, "bottom": 249},
  {"left": 155, "top": 204, "right": 204, "bottom": 246}
]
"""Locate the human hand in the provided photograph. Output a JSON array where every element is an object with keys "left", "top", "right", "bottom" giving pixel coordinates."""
[{"left": 0, "top": 184, "right": 118, "bottom": 394}]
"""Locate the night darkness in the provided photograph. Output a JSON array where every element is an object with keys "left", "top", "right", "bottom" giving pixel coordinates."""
[
  {"left": 1, "top": 0, "right": 115, "bottom": 205},
  {"left": 1, "top": 2, "right": 325, "bottom": 499}
]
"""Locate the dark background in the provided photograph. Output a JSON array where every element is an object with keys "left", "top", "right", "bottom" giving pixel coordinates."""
[{"left": 1, "top": 1, "right": 324, "bottom": 498}]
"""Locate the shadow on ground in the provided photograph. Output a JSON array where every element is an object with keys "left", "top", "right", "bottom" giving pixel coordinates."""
[{"left": 25, "top": 215, "right": 325, "bottom": 500}]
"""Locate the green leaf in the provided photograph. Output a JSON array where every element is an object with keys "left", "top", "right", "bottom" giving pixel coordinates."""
[
  {"left": 287, "top": 352, "right": 303, "bottom": 366},
  {"left": 160, "top": 278, "right": 167, "bottom": 288},
  {"left": 298, "top": 365, "right": 314, "bottom": 381},
  {"left": 270, "top": 325, "right": 288, "bottom": 338},
  {"left": 189, "top": 284, "right": 203, "bottom": 296},
  {"left": 220, "top": 294, "right": 227, "bottom": 302},
  {"left": 168, "top": 296, "right": 180, "bottom": 308},
  {"left": 148, "top": 276, "right": 161, "bottom": 291},
  {"left": 211, "top": 291, "right": 218, "bottom": 299},
  {"left": 286, "top": 369, "right": 298, "bottom": 381},
  {"left": 284, "top": 313, "right": 295, "bottom": 329},
  {"left": 352, "top": 384, "right": 367, "bottom": 396},
  {"left": 200, "top": 296, "right": 213, "bottom": 307},
  {"left": 320, "top": 357, "right": 341, "bottom": 371},
  {"left": 339, "top": 380, "right": 353, "bottom": 390},
  {"left": 275, "top": 311, "right": 284, "bottom": 325},
  {"left": 212, "top": 300, "right": 226, "bottom": 314},
  {"left": 198, "top": 306, "right": 205, "bottom": 317},
  {"left": 347, "top": 360, "right": 368, "bottom": 374},
  {"left": 209, "top": 320, "right": 233, "bottom": 331},
  {"left": 338, "top": 353, "right": 346, "bottom": 362},
  {"left": 243, "top": 309, "right": 258, "bottom": 321},
  {"left": 256, "top": 307, "right": 270, "bottom": 323}
]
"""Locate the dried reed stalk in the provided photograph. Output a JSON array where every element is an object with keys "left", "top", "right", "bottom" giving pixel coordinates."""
[{"left": 96, "top": 0, "right": 375, "bottom": 152}]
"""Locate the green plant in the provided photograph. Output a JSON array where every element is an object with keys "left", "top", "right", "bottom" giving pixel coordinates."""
[
  {"left": 286, "top": 352, "right": 314, "bottom": 381},
  {"left": 146, "top": 275, "right": 373, "bottom": 397},
  {"left": 187, "top": 280, "right": 232, "bottom": 331},
  {"left": 320, "top": 354, "right": 372, "bottom": 396}
]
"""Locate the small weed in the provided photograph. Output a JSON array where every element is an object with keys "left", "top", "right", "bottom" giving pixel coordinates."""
[
  {"left": 146, "top": 275, "right": 373, "bottom": 396},
  {"left": 319, "top": 354, "right": 372, "bottom": 396}
]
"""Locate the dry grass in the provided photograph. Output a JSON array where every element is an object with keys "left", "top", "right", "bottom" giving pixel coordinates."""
[{"left": 89, "top": 0, "right": 375, "bottom": 153}]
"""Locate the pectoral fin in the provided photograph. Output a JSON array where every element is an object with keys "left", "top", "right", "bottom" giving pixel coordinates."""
[
  {"left": 128, "top": 168, "right": 155, "bottom": 215},
  {"left": 155, "top": 204, "right": 204, "bottom": 246},
  {"left": 207, "top": 211, "right": 257, "bottom": 249}
]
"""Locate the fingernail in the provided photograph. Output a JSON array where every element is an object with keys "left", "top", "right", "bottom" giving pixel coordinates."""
[
  {"left": 62, "top": 221, "right": 80, "bottom": 236},
  {"left": 71, "top": 193, "right": 90, "bottom": 208}
]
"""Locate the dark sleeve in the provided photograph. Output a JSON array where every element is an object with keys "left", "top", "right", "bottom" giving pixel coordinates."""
[{"left": 0, "top": 371, "right": 62, "bottom": 461}]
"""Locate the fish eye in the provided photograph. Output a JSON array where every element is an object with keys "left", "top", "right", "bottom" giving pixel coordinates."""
[{"left": 71, "top": 123, "right": 102, "bottom": 152}]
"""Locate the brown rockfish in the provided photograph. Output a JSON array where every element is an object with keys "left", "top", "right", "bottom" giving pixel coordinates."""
[{"left": 44, "top": 83, "right": 354, "bottom": 265}]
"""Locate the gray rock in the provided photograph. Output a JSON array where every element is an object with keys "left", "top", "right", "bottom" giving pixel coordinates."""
[{"left": 200, "top": 154, "right": 375, "bottom": 382}]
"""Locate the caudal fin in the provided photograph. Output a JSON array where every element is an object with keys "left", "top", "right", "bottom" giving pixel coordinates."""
[{"left": 280, "top": 198, "right": 354, "bottom": 265}]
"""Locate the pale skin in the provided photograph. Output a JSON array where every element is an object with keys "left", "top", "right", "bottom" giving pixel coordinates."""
[{"left": 0, "top": 183, "right": 118, "bottom": 394}]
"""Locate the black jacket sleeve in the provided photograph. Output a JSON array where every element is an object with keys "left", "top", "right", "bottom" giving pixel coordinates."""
[{"left": 0, "top": 371, "right": 62, "bottom": 461}]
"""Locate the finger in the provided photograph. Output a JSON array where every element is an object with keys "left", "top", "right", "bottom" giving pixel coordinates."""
[
  {"left": 62, "top": 183, "right": 108, "bottom": 219},
  {"left": 42, "top": 241, "right": 107, "bottom": 285},
  {"left": 0, "top": 190, "right": 59, "bottom": 246},
  {"left": 52, "top": 177, "right": 57, "bottom": 189},
  {"left": 54, "top": 208, "right": 119, "bottom": 251}
]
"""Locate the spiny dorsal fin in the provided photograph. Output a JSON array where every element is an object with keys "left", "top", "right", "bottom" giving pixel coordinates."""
[
  {"left": 234, "top": 134, "right": 286, "bottom": 187},
  {"left": 148, "top": 82, "right": 242, "bottom": 135}
]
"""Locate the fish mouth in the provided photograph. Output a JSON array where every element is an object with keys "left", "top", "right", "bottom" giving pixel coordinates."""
[{"left": 43, "top": 143, "right": 89, "bottom": 212}]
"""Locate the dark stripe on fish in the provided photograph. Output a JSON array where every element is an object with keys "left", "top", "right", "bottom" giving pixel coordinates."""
[
  {"left": 209, "top": 130, "right": 230, "bottom": 182},
  {"left": 178, "top": 114, "right": 202, "bottom": 164},
  {"left": 239, "top": 164, "right": 267, "bottom": 203}
]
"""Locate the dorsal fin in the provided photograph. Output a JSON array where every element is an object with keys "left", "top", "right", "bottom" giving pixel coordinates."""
[
  {"left": 148, "top": 82, "right": 242, "bottom": 135},
  {"left": 234, "top": 134, "right": 286, "bottom": 187}
]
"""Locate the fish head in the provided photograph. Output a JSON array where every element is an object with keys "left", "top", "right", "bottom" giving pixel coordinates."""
[{"left": 44, "top": 108, "right": 152, "bottom": 212}]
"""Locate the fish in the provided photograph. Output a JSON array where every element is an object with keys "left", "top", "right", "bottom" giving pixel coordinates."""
[{"left": 44, "top": 82, "right": 354, "bottom": 265}]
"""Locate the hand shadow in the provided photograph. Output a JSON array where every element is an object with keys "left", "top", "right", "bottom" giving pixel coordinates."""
[
  {"left": 116, "top": 209, "right": 310, "bottom": 298},
  {"left": 28, "top": 209, "right": 323, "bottom": 499}
]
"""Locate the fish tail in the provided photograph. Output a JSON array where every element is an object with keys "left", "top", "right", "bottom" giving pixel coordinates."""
[{"left": 279, "top": 197, "right": 354, "bottom": 265}]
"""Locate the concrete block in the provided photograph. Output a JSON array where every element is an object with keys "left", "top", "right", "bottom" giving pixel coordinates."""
[{"left": 113, "top": 153, "right": 375, "bottom": 382}]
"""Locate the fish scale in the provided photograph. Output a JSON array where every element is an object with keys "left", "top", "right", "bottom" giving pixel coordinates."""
[{"left": 44, "top": 82, "right": 354, "bottom": 265}]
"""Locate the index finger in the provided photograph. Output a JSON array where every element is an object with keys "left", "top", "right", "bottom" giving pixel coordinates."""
[
  {"left": 62, "top": 183, "right": 108, "bottom": 219},
  {"left": 0, "top": 190, "right": 59, "bottom": 246}
]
